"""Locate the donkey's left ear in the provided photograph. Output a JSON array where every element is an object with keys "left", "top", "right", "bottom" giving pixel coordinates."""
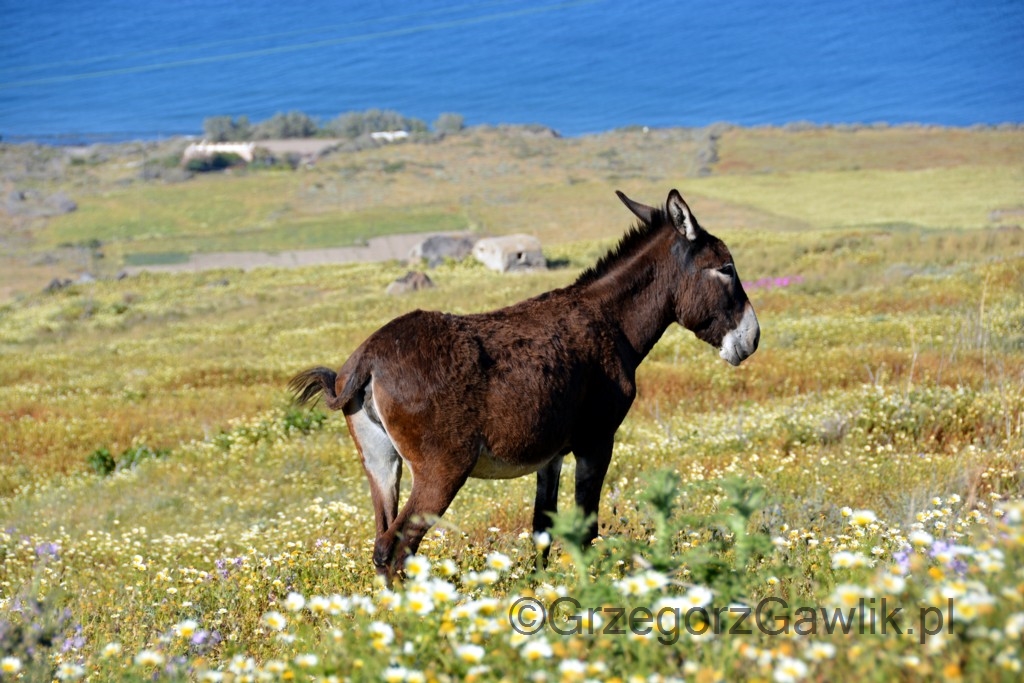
[
  {"left": 616, "top": 190, "right": 656, "bottom": 225},
  {"left": 667, "top": 189, "right": 700, "bottom": 242}
]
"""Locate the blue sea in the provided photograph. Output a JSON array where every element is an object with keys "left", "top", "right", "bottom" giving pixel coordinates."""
[{"left": 1, "top": 0, "right": 1021, "bottom": 143}]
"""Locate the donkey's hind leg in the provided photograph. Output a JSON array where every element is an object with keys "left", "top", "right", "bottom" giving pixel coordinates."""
[
  {"left": 345, "top": 407, "right": 403, "bottom": 540},
  {"left": 374, "top": 448, "right": 476, "bottom": 578}
]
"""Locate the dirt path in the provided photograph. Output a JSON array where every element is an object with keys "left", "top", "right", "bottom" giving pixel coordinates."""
[{"left": 120, "top": 232, "right": 471, "bottom": 275}]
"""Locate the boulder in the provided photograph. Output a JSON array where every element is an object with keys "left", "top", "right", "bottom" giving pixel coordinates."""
[
  {"left": 45, "top": 192, "right": 78, "bottom": 214},
  {"left": 44, "top": 278, "right": 72, "bottom": 293},
  {"left": 386, "top": 271, "right": 436, "bottom": 296},
  {"left": 408, "top": 234, "right": 476, "bottom": 267},
  {"left": 472, "top": 235, "right": 546, "bottom": 273}
]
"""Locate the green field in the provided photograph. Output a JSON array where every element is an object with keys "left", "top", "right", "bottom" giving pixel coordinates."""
[{"left": 0, "top": 125, "right": 1022, "bottom": 681}]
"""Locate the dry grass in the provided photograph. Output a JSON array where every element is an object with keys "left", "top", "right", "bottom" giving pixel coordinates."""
[{"left": 1, "top": 125, "right": 1023, "bottom": 681}]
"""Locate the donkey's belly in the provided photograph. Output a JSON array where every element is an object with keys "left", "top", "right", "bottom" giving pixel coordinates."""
[{"left": 470, "top": 446, "right": 553, "bottom": 480}]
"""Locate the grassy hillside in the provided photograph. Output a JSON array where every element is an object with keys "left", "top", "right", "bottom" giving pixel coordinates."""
[{"left": 0, "top": 125, "right": 1022, "bottom": 681}]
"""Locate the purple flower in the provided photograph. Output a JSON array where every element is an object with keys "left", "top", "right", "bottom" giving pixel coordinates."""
[
  {"left": 35, "top": 542, "right": 61, "bottom": 560},
  {"left": 61, "top": 632, "right": 86, "bottom": 653},
  {"left": 743, "top": 275, "right": 804, "bottom": 291},
  {"left": 893, "top": 547, "right": 912, "bottom": 573}
]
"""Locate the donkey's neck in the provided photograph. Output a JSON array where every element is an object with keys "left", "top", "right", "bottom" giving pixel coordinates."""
[{"left": 580, "top": 228, "right": 679, "bottom": 365}]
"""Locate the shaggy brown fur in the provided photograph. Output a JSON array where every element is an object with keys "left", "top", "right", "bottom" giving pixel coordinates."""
[{"left": 290, "top": 189, "right": 759, "bottom": 578}]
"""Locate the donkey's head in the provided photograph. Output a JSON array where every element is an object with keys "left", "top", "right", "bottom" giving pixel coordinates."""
[{"left": 618, "top": 189, "right": 760, "bottom": 365}]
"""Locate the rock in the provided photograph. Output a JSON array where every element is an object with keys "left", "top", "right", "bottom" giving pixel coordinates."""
[
  {"left": 44, "top": 278, "right": 72, "bottom": 293},
  {"left": 31, "top": 253, "right": 60, "bottom": 266},
  {"left": 472, "top": 235, "right": 546, "bottom": 273},
  {"left": 386, "top": 271, "right": 436, "bottom": 295},
  {"left": 408, "top": 234, "right": 476, "bottom": 267},
  {"left": 45, "top": 192, "right": 77, "bottom": 214}
]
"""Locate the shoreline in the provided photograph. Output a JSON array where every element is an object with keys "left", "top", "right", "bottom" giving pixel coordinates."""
[{"left": 4, "top": 120, "right": 1022, "bottom": 149}]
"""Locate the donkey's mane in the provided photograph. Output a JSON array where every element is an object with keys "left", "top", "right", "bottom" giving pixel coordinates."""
[{"left": 574, "top": 206, "right": 669, "bottom": 286}]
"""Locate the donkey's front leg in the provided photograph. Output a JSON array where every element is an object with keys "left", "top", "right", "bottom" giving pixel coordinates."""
[
  {"left": 532, "top": 455, "right": 563, "bottom": 567},
  {"left": 573, "top": 439, "right": 614, "bottom": 548}
]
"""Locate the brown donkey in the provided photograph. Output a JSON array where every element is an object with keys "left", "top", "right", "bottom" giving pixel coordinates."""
[{"left": 290, "top": 189, "right": 759, "bottom": 578}]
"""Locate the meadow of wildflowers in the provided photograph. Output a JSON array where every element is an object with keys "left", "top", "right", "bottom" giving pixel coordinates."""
[{"left": 1, "top": 127, "right": 1023, "bottom": 681}]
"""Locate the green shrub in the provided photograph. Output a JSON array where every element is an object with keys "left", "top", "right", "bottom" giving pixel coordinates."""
[
  {"left": 184, "top": 152, "right": 245, "bottom": 173},
  {"left": 252, "top": 111, "right": 318, "bottom": 139},
  {"left": 203, "top": 115, "right": 252, "bottom": 142},
  {"left": 322, "top": 109, "right": 428, "bottom": 139},
  {"left": 86, "top": 448, "right": 116, "bottom": 476},
  {"left": 87, "top": 444, "right": 169, "bottom": 476},
  {"left": 433, "top": 112, "right": 465, "bottom": 134}
]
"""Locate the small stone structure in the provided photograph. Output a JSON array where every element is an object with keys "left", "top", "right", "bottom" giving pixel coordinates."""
[
  {"left": 370, "top": 131, "right": 410, "bottom": 143},
  {"left": 181, "top": 141, "right": 256, "bottom": 164},
  {"left": 472, "top": 235, "right": 546, "bottom": 273},
  {"left": 385, "top": 271, "right": 435, "bottom": 296},
  {"left": 408, "top": 235, "right": 476, "bottom": 267}
]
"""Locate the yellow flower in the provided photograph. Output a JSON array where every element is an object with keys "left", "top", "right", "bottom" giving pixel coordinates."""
[
  {"left": 908, "top": 530, "right": 933, "bottom": 548},
  {"left": 941, "top": 663, "right": 962, "bottom": 680},
  {"left": 55, "top": 663, "right": 85, "bottom": 681},
  {"left": 284, "top": 592, "right": 305, "bottom": 612},
  {"left": 831, "top": 551, "right": 867, "bottom": 569},
  {"left": 378, "top": 590, "right": 402, "bottom": 610},
  {"left": 308, "top": 595, "right": 330, "bottom": 614},
  {"left": 773, "top": 657, "right": 808, "bottom": 683},
  {"left": 404, "top": 555, "right": 431, "bottom": 580},
  {"left": 369, "top": 621, "right": 395, "bottom": 646},
  {"left": 485, "top": 552, "right": 512, "bottom": 573},
  {"left": 1005, "top": 612, "right": 1024, "bottom": 638},
  {"left": 831, "top": 584, "right": 863, "bottom": 609},
  {"left": 293, "top": 653, "right": 318, "bottom": 669},
  {"left": 850, "top": 510, "right": 877, "bottom": 527},
  {"left": 265, "top": 660, "right": 287, "bottom": 674},
  {"left": 879, "top": 573, "right": 906, "bottom": 594},
  {"left": 174, "top": 618, "right": 198, "bottom": 639},
  {"left": 101, "top": 642, "right": 122, "bottom": 658},
  {"left": 437, "top": 559, "right": 459, "bottom": 578},
  {"left": 262, "top": 611, "right": 287, "bottom": 631},
  {"left": 1, "top": 657, "right": 23, "bottom": 674},
  {"left": 456, "top": 643, "right": 485, "bottom": 664},
  {"left": 804, "top": 642, "right": 836, "bottom": 661},
  {"left": 134, "top": 649, "right": 165, "bottom": 667},
  {"left": 521, "top": 639, "right": 553, "bottom": 661},
  {"left": 406, "top": 592, "right": 435, "bottom": 616}
]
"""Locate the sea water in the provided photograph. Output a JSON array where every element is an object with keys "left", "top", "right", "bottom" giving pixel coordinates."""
[{"left": 1, "top": 0, "right": 1021, "bottom": 143}]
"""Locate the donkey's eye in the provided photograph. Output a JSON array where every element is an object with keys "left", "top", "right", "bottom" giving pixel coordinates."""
[{"left": 718, "top": 264, "right": 735, "bottom": 277}]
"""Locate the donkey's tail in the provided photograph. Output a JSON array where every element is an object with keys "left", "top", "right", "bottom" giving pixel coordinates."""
[
  {"left": 289, "top": 358, "right": 370, "bottom": 412},
  {"left": 288, "top": 366, "right": 338, "bottom": 408}
]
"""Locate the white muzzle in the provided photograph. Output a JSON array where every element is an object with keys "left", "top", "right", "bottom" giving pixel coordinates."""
[{"left": 719, "top": 304, "right": 760, "bottom": 366}]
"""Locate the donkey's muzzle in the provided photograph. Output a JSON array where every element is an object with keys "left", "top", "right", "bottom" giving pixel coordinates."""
[{"left": 720, "top": 304, "right": 760, "bottom": 366}]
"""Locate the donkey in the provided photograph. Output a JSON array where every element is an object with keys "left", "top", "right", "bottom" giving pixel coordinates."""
[{"left": 289, "top": 189, "right": 759, "bottom": 578}]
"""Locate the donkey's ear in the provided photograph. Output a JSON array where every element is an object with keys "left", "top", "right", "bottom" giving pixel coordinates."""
[
  {"left": 667, "top": 189, "right": 700, "bottom": 242},
  {"left": 616, "top": 190, "right": 656, "bottom": 225}
]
